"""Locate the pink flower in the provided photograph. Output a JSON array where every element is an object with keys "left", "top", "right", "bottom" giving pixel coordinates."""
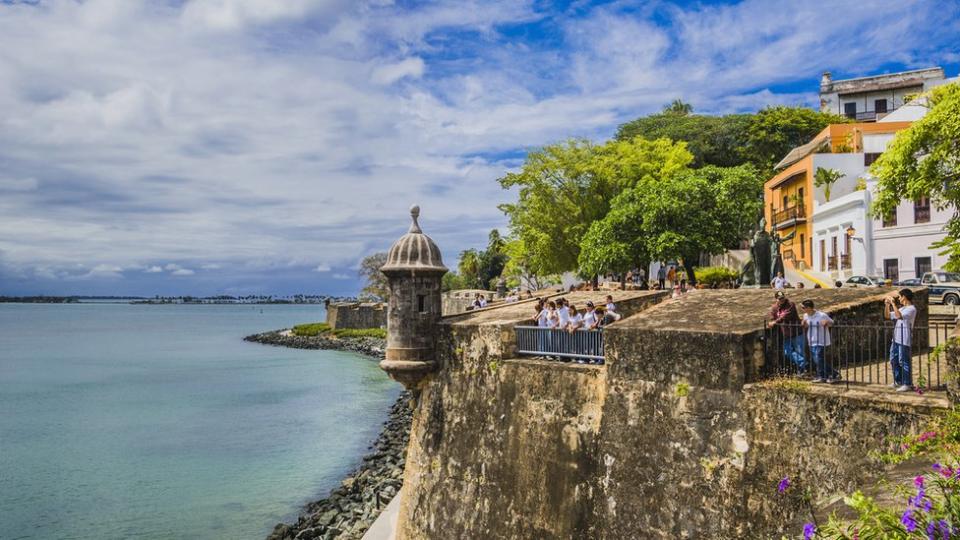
[{"left": 914, "top": 475, "right": 925, "bottom": 488}]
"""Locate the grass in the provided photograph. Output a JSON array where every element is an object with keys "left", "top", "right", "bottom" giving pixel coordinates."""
[{"left": 291, "top": 322, "right": 386, "bottom": 340}]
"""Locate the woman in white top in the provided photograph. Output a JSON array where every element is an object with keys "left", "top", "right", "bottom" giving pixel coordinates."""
[{"left": 566, "top": 304, "right": 583, "bottom": 332}]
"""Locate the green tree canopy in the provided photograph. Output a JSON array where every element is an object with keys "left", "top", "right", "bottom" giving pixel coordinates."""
[
  {"left": 871, "top": 83, "right": 960, "bottom": 270},
  {"left": 577, "top": 164, "right": 762, "bottom": 282},
  {"left": 615, "top": 111, "right": 752, "bottom": 168},
  {"left": 744, "top": 106, "right": 850, "bottom": 175},
  {"left": 498, "top": 137, "right": 693, "bottom": 276}
]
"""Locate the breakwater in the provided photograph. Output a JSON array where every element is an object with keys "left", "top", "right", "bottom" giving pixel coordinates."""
[{"left": 246, "top": 330, "right": 410, "bottom": 540}]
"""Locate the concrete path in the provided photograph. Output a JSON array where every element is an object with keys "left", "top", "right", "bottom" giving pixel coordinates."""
[{"left": 362, "top": 490, "right": 401, "bottom": 540}]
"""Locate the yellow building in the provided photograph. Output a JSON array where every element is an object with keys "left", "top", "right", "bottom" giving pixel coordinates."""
[{"left": 763, "top": 122, "right": 911, "bottom": 271}]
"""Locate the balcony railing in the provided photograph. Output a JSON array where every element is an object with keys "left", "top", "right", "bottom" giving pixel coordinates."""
[
  {"left": 844, "top": 107, "right": 896, "bottom": 122},
  {"left": 771, "top": 204, "right": 806, "bottom": 228},
  {"left": 515, "top": 326, "right": 604, "bottom": 361},
  {"left": 841, "top": 253, "right": 852, "bottom": 270},
  {"left": 828, "top": 256, "right": 838, "bottom": 271}
]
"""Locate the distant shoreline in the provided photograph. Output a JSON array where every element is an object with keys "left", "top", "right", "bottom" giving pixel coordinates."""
[{"left": 245, "top": 329, "right": 409, "bottom": 540}]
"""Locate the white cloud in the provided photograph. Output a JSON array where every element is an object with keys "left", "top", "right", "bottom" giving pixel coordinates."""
[
  {"left": 171, "top": 268, "right": 196, "bottom": 276},
  {"left": 0, "top": 0, "right": 955, "bottom": 294},
  {"left": 371, "top": 57, "right": 425, "bottom": 85},
  {"left": 144, "top": 265, "right": 164, "bottom": 273},
  {"left": 332, "top": 273, "right": 351, "bottom": 280}
]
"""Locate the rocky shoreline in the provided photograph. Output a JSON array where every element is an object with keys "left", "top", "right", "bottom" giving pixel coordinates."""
[
  {"left": 247, "top": 330, "right": 411, "bottom": 540},
  {"left": 244, "top": 330, "right": 387, "bottom": 359}
]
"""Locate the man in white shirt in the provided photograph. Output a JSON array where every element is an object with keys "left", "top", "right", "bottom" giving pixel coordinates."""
[
  {"left": 800, "top": 300, "right": 837, "bottom": 383},
  {"left": 772, "top": 272, "right": 787, "bottom": 290},
  {"left": 886, "top": 289, "right": 917, "bottom": 391},
  {"left": 557, "top": 298, "right": 570, "bottom": 328}
]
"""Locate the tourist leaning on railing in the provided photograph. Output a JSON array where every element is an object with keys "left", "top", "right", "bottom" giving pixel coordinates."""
[
  {"left": 767, "top": 290, "right": 807, "bottom": 374},
  {"left": 885, "top": 288, "right": 917, "bottom": 392},
  {"left": 800, "top": 299, "right": 839, "bottom": 383}
]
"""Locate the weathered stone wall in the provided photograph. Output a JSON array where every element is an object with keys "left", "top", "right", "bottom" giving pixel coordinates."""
[
  {"left": 326, "top": 302, "right": 387, "bottom": 330},
  {"left": 392, "top": 289, "right": 944, "bottom": 539}
]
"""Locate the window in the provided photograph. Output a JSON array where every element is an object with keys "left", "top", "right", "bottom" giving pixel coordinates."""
[
  {"left": 783, "top": 195, "right": 788, "bottom": 208},
  {"left": 800, "top": 233, "right": 805, "bottom": 258},
  {"left": 864, "top": 153, "right": 882, "bottom": 166},
  {"left": 844, "top": 102, "right": 857, "bottom": 119},
  {"left": 417, "top": 295, "right": 426, "bottom": 313},
  {"left": 882, "top": 210, "right": 897, "bottom": 227},
  {"left": 914, "top": 197, "right": 931, "bottom": 224},
  {"left": 875, "top": 99, "right": 888, "bottom": 114},
  {"left": 915, "top": 257, "right": 932, "bottom": 278},
  {"left": 844, "top": 232, "right": 851, "bottom": 255},
  {"left": 884, "top": 259, "right": 899, "bottom": 281},
  {"left": 798, "top": 187, "right": 804, "bottom": 202}
]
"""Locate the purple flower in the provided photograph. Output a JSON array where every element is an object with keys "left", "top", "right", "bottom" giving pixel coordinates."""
[
  {"left": 803, "top": 522, "right": 816, "bottom": 540},
  {"left": 902, "top": 510, "right": 918, "bottom": 533},
  {"left": 777, "top": 476, "right": 790, "bottom": 494},
  {"left": 915, "top": 475, "right": 925, "bottom": 488}
]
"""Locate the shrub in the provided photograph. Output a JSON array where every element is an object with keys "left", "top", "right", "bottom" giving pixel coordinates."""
[
  {"left": 292, "top": 322, "right": 331, "bottom": 336},
  {"left": 332, "top": 328, "right": 387, "bottom": 339},
  {"left": 694, "top": 266, "right": 739, "bottom": 288}
]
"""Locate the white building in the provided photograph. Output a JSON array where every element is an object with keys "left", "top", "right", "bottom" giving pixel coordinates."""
[
  {"left": 808, "top": 97, "right": 954, "bottom": 283},
  {"left": 819, "top": 67, "right": 947, "bottom": 122}
]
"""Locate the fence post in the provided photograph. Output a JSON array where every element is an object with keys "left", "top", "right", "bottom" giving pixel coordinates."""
[{"left": 947, "top": 326, "right": 960, "bottom": 406}]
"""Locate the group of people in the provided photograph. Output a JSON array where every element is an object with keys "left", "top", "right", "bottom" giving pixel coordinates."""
[
  {"left": 531, "top": 295, "right": 622, "bottom": 364},
  {"left": 767, "top": 288, "right": 917, "bottom": 390}
]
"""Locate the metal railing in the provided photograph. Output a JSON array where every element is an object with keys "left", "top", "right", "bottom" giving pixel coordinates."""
[
  {"left": 761, "top": 321, "right": 954, "bottom": 390},
  {"left": 515, "top": 326, "right": 604, "bottom": 361},
  {"left": 771, "top": 204, "right": 806, "bottom": 227},
  {"left": 840, "top": 253, "right": 852, "bottom": 270},
  {"left": 828, "top": 257, "right": 838, "bottom": 271}
]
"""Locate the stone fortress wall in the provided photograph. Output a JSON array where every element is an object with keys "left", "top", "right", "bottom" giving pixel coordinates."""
[
  {"left": 326, "top": 302, "right": 386, "bottom": 330},
  {"left": 392, "top": 287, "right": 946, "bottom": 539}
]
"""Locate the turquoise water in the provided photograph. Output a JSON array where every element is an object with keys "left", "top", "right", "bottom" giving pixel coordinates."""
[{"left": 0, "top": 303, "right": 399, "bottom": 540}]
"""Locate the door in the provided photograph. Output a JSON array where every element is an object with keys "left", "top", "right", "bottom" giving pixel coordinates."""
[
  {"left": 819, "top": 239, "right": 826, "bottom": 271},
  {"left": 915, "top": 257, "right": 932, "bottom": 278},
  {"left": 875, "top": 99, "right": 888, "bottom": 114},
  {"left": 844, "top": 102, "right": 857, "bottom": 119},
  {"left": 883, "top": 259, "right": 899, "bottom": 282}
]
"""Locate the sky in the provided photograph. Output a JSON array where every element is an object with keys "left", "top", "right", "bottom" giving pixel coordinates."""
[{"left": 1, "top": 0, "right": 958, "bottom": 297}]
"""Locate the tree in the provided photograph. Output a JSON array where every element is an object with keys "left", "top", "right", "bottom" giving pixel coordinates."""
[
  {"left": 499, "top": 137, "right": 693, "bottom": 277},
  {"left": 744, "top": 106, "right": 850, "bottom": 175},
  {"left": 616, "top": 112, "right": 752, "bottom": 168},
  {"left": 814, "top": 167, "right": 843, "bottom": 202},
  {"left": 501, "top": 237, "right": 554, "bottom": 291},
  {"left": 663, "top": 99, "right": 693, "bottom": 115},
  {"left": 358, "top": 252, "right": 389, "bottom": 301},
  {"left": 871, "top": 82, "right": 960, "bottom": 270},
  {"left": 441, "top": 271, "right": 467, "bottom": 292},
  {"left": 457, "top": 249, "right": 482, "bottom": 289},
  {"left": 476, "top": 229, "right": 509, "bottom": 289},
  {"left": 577, "top": 164, "right": 762, "bottom": 285}
]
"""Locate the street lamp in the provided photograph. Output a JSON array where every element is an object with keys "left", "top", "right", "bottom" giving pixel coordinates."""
[{"left": 845, "top": 226, "right": 864, "bottom": 243}]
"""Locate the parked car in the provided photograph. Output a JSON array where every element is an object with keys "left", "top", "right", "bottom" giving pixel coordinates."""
[
  {"left": 844, "top": 275, "right": 885, "bottom": 288},
  {"left": 897, "top": 278, "right": 922, "bottom": 286},
  {"left": 920, "top": 272, "right": 960, "bottom": 305}
]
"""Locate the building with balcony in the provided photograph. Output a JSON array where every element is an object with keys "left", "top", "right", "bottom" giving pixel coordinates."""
[
  {"left": 819, "top": 67, "right": 946, "bottom": 122},
  {"left": 763, "top": 121, "right": 911, "bottom": 271}
]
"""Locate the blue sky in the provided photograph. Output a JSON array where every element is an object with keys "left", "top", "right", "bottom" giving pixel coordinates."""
[{"left": 1, "top": 0, "right": 958, "bottom": 297}]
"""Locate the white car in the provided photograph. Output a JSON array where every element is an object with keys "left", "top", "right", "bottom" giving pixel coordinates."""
[{"left": 844, "top": 275, "right": 885, "bottom": 288}]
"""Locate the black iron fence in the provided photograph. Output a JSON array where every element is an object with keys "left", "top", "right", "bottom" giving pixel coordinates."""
[
  {"left": 515, "top": 326, "right": 604, "bottom": 362},
  {"left": 761, "top": 321, "right": 953, "bottom": 390}
]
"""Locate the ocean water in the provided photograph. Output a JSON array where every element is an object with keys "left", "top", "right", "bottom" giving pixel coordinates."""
[{"left": 0, "top": 303, "right": 399, "bottom": 540}]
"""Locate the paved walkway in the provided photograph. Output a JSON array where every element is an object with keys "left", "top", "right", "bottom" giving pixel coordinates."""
[{"left": 362, "top": 489, "right": 401, "bottom": 540}]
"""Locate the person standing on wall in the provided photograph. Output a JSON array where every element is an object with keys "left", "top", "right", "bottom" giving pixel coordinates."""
[
  {"left": 767, "top": 290, "right": 807, "bottom": 375},
  {"left": 657, "top": 264, "right": 666, "bottom": 290},
  {"left": 885, "top": 289, "right": 917, "bottom": 392},
  {"left": 800, "top": 300, "right": 838, "bottom": 383}
]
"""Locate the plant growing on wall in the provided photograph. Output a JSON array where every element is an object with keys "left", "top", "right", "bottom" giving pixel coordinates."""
[{"left": 814, "top": 167, "right": 843, "bottom": 202}]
